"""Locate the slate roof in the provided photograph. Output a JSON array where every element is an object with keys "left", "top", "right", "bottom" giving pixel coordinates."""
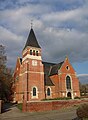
[
  {"left": 44, "top": 74, "right": 54, "bottom": 86},
  {"left": 23, "top": 28, "right": 41, "bottom": 50},
  {"left": 42, "top": 61, "right": 56, "bottom": 75},
  {"left": 42, "top": 61, "right": 56, "bottom": 66},
  {"left": 43, "top": 61, "right": 64, "bottom": 86},
  {"left": 42, "top": 62, "right": 56, "bottom": 86},
  {"left": 49, "top": 61, "right": 64, "bottom": 76}
]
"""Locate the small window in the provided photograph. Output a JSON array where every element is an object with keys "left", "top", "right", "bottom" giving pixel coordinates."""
[
  {"left": 47, "top": 88, "right": 50, "bottom": 96},
  {"left": 30, "top": 50, "right": 32, "bottom": 55},
  {"left": 36, "top": 51, "right": 38, "bottom": 56},
  {"left": 33, "top": 50, "right": 35, "bottom": 55},
  {"left": 66, "top": 66, "right": 70, "bottom": 70},
  {"left": 33, "top": 87, "right": 36, "bottom": 96}
]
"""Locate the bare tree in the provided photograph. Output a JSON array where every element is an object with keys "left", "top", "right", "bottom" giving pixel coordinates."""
[
  {"left": 0, "top": 45, "right": 7, "bottom": 65},
  {"left": 80, "top": 83, "right": 88, "bottom": 96},
  {"left": 0, "top": 45, "right": 13, "bottom": 102}
]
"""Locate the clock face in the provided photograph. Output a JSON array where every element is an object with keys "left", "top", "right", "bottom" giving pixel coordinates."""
[{"left": 32, "top": 60, "right": 37, "bottom": 66}]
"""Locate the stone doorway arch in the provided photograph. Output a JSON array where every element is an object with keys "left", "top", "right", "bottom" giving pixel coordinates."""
[{"left": 67, "top": 92, "right": 71, "bottom": 98}]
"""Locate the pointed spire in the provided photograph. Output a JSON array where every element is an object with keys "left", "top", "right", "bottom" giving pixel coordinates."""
[{"left": 23, "top": 28, "right": 41, "bottom": 50}]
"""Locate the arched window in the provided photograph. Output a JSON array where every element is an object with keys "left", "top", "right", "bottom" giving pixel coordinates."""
[
  {"left": 30, "top": 50, "right": 32, "bottom": 55},
  {"left": 36, "top": 51, "right": 38, "bottom": 56},
  {"left": 33, "top": 50, "right": 35, "bottom": 55},
  {"left": 33, "top": 87, "right": 36, "bottom": 96},
  {"left": 47, "top": 88, "right": 50, "bottom": 96},
  {"left": 32, "top": 87, "right": 38, "bottom": 99},
  {"left": 66, "top": 76, "right": 71, "bottom": 89}
]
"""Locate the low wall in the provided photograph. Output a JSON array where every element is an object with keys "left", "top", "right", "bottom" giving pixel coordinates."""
[{"left": 23, "top": 99, "right": 88, "bottom": 112}]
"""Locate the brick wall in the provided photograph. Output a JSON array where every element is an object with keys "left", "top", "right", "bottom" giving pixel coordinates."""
[
  {"left": 23, "top": 100, "right": 88, "bottom": 112},
  {"left": 0, "top": 100, "right": 2, "bottom": 113},
  {"left": 26, "top": 102, "right": 52, "bottom": 112},
  {"left": 50, "top": 57, "right": 80, "bottom": 98}
]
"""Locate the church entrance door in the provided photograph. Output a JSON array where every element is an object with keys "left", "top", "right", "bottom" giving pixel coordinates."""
[{"left": 67, "top": 92, "right": 71, "bottom": 98}]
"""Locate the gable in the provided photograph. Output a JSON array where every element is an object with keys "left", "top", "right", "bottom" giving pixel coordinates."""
[{"left": 60, "top": 57, "right": 76, "bottom": 74}]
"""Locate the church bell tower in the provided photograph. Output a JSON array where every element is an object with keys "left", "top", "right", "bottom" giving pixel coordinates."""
[{"left": 22, "top": 28, "right": 45, "bottom": 101}]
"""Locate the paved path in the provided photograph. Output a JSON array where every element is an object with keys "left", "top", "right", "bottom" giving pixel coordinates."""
[{"left": 0, "top": 103, "right": 78, "bottom": 120}]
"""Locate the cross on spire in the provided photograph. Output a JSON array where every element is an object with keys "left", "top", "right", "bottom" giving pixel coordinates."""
[{"left": 31, "top": 20, "right": 33, "bottom": 29}]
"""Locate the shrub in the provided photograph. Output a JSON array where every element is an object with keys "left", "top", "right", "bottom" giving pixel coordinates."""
[
  {"left": 42, "top": 97, "right": 71, "bottom": 101},
  {"left": 76, "top": 103, "right": 88, "bottom": 119},
  {"left": 74, "top": 97, "right": 81, "bottom": 99},
  {"left": 17, "top": 103, "right": 22, "bottom": 111}
]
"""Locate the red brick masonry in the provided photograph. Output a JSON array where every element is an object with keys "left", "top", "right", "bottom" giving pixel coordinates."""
[
  {"left": 0, "top": 100, "right": 2, "bottom": 113},
  {"left": 23, "top": 99, "right": 88, "bottom": 112}
]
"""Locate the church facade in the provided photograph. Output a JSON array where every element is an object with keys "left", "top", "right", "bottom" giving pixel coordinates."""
[{"left": 13, "top": 28, "right": 80, "bottom": 103}]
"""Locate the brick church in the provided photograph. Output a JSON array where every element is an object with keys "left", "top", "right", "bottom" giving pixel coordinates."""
[{"left": 13, "top": 28, "right": 80, "bottom": 103}]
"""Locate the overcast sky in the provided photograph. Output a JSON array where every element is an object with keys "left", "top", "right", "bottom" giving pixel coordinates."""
[{"left": 0, "top": 0, "right": 88, "bottom": 83}]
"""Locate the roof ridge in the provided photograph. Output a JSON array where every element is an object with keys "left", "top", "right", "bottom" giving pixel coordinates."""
[{"left": 42, "top": 61, "right": 56, "bottom": 65}]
